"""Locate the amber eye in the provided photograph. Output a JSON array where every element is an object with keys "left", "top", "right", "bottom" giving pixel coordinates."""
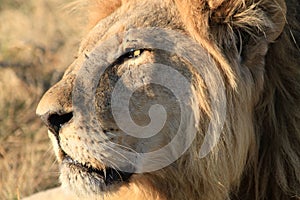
[{"left": 127, "top": 49, "right": 144, "bottom": 58}]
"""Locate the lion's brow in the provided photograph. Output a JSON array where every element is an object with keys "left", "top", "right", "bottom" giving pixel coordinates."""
[{"left": 87, "top": 0, "right": 122, "bottom": 27}]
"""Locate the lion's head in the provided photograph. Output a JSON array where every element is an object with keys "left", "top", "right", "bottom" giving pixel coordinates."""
[{"left": 36, "top": 0, "right": 300, "bottom": 199}]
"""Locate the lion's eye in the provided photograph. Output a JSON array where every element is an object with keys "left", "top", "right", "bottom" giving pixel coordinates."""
[
  {"left": 127, "top": 49, "right": 144, "bottom": 58},
  {"left": 116, "top": 49, "right": 147, "bottom": 64}
]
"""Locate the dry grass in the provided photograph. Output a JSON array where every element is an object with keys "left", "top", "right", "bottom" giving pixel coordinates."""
[{"left": 0, "top": 0, "right": 84, "bottom": 199}]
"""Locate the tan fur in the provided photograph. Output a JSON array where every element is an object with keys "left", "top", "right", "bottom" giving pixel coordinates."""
[
  {"left": 36, "top": 0, "right": 300, "bottom": 199},
  {"left": 86, "top": 0, "right": 121, "bottom": 27}
]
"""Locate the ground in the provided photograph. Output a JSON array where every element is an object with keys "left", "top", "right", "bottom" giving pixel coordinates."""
[{"left": 0, "top": 0, "right": 82, "bottom": 199}]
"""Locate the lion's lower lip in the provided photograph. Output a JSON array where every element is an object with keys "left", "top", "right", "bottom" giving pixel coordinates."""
[{"left": 62, "top": 154, "right": 133, "bottom": 186}]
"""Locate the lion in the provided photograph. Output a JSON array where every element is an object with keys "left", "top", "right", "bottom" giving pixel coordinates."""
[{"left": 29, "top": 0, "right": 300, "bottom": 199}]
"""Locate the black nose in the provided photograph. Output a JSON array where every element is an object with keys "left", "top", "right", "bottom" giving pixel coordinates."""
[{"left": 40, "top": 112, "right": 73, "bottom": 135}]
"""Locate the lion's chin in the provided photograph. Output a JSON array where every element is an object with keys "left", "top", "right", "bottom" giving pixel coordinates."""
[{"left": 59, "top": 153, "right": 133, "bottom": 195}]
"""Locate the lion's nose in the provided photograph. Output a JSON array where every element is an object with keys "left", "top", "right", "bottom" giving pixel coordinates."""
[
  {"left": 40, "top": 112, "right": 73, "bottom": 135},
  {"left": 36, "top": 76, "right": 75, "bottom": 135}
]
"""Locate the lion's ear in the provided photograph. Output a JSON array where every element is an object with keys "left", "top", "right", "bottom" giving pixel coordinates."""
[
  {"left": 262, "top": 0, "right": 286, "bottom": 42},
  {"left": 207, "top": 0, "right": 286, "bottom": 42},
  {"left": 175, "top": 0, "right": 287, "bottom": 88},
  {"left": 176, "top": 0, "right": 286, "bottom": 41}
]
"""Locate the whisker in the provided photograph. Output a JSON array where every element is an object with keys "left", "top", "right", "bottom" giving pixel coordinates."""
[
  {"left": 104, "top": 160, "right": 124, "bottom": 181},
  {"left": 109, "top": 141, "right": 139, "bottom": 154},
  {"left": 101, "top": 142, "right": 137, "bottom": 166}
]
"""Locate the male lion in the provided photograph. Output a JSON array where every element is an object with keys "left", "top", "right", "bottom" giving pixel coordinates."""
[{"left": 31, "top": 0, "right": 299, "bottom": 199}]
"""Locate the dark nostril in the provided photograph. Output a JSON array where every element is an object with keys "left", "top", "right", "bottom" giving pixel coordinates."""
[{"left": 41, "top": 112, "right": 73, "bottom": 135}]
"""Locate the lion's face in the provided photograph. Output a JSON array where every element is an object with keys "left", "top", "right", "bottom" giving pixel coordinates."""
[
  {"left": 36, "top": 0, "right": 298, "bottom": 200},
  {"left": 37, "top": 1, "right": 202, "bottom": 197}
]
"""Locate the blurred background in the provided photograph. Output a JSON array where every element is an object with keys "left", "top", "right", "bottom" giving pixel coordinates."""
[{"left": 0, "top": 0, "right": 84, "bottom": 199}]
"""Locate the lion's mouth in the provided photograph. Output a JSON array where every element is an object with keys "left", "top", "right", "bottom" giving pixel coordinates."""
[{"left": 61, "top": 150, "right": 133, "bottom": 189}]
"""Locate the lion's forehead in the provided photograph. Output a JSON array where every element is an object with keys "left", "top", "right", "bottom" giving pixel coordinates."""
[{"left": 78, "top": 0, "right": 181, "bottom": 55}]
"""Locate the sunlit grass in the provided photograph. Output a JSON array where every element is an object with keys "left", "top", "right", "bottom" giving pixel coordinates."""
[{"left": 0, "top": 0, "right": 83, "bottom": 199}]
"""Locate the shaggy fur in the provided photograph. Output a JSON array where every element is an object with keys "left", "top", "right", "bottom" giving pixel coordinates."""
[{"left": 35, "top": 0, "right": 299, "bottom": 200}]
